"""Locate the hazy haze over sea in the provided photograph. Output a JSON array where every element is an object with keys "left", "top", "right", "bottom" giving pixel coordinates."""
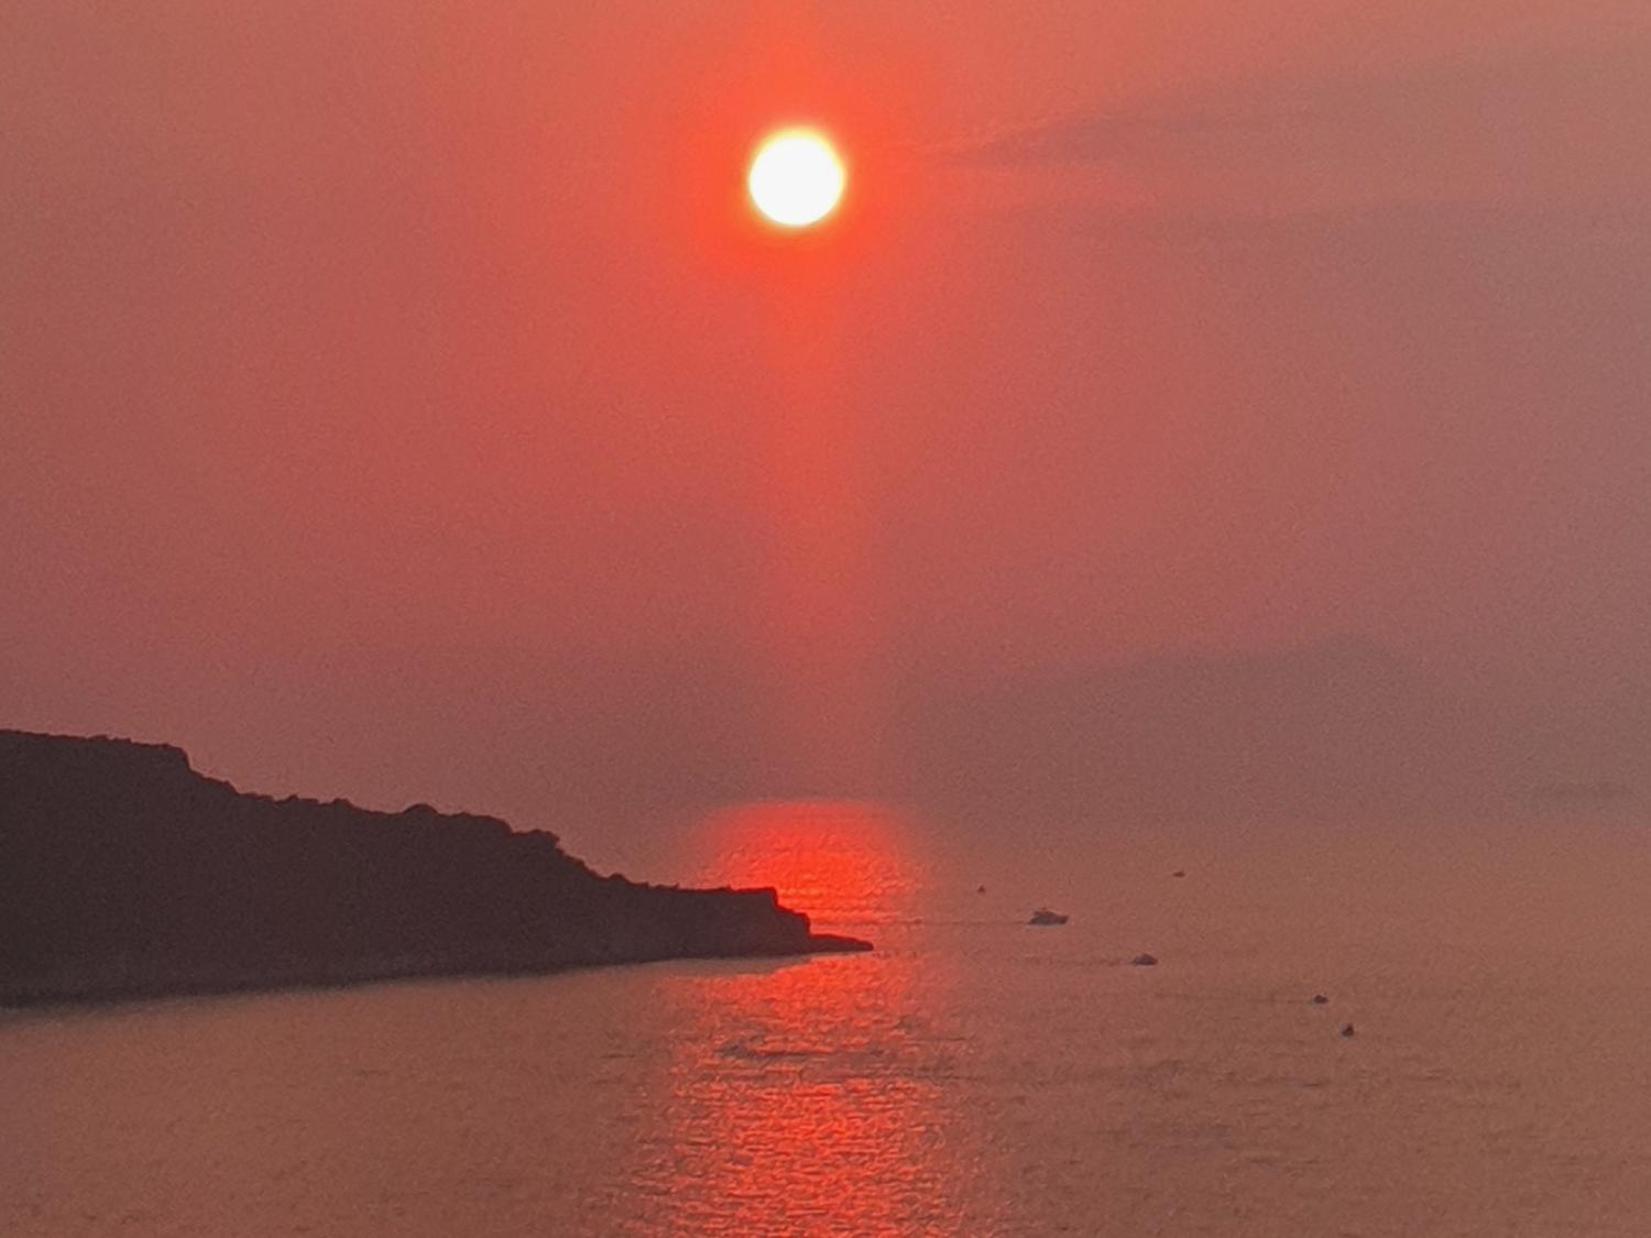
[
  {"left": 7, "top": 802, "right": 1649, "bottom": 1237},
  {"left": 7, "top": 3, "right": 1651, "bottom": 1233}
]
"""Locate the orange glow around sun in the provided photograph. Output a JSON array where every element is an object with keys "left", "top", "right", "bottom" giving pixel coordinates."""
[{"left": 747, "top": 129, "right": 846, "bottom": 228}]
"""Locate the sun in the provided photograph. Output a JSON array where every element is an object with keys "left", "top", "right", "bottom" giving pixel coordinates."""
[{"left": 746, "top": 129, "right": 846, "bottom": 229}]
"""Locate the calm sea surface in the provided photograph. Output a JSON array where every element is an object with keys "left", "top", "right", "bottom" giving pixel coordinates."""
[{"left": 6, "top": 806, "right": 1651, "bottom": 1235}]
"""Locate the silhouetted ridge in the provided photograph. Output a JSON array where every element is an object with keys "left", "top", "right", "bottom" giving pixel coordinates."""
[{"left": 0, "top": 730, "right": 868, "bottom": 1006}]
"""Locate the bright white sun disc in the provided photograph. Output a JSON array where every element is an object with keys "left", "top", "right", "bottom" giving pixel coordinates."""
[{"left": 747, "top": 130, "right": 846, "bottom": 228}]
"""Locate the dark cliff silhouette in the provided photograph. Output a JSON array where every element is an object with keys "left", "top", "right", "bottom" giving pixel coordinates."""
[{"left": 0, "top": 729, "right": 868, "bottom": 1006}]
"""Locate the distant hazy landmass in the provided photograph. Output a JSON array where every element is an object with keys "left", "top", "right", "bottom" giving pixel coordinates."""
[
  {"left": 0, "top": 730, "right": 868, "bottom": 1007},
  {"left": 901, "top": 636, "right": 1648, "bottom": 826}
]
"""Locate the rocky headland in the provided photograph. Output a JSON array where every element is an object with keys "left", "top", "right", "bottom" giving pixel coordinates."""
[{"left": 0, "top": 729, "right": 869, "bottom": 1007}]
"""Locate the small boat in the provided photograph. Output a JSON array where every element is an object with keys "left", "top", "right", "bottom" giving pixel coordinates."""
[{"left": 1028, "top": 907, "right": 1069, "bottom": 926}]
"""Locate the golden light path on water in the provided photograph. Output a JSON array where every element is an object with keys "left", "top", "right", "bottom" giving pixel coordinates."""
[
  {"left": 636, "top": 801, "right": 964, "bottom": 1235},
  {"left": 684, "top": 800, "right": 920, "bottom": 925}
]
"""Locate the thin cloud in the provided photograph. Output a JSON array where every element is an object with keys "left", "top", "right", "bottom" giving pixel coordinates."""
[{"left": 943, "top": 40, "right": 1651, "bottom": 212}]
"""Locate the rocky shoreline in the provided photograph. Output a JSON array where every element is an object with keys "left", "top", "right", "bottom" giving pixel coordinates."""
[{"left": 0, "top": 729, "right": 870, "bottom": 1009}]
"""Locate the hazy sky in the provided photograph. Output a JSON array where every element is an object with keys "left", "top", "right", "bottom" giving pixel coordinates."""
[{"left": 5, "top": 3, "right": 1648, "bottom": 853}]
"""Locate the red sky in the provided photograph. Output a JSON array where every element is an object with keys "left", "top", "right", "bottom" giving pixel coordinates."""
[{"left": 4, "top": 2, "right": 1649, "bottom": 856}]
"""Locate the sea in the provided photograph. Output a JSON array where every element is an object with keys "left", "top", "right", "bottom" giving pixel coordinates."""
[{"left": 5, "top": 803, "right": 1651, "bottom": 1236}]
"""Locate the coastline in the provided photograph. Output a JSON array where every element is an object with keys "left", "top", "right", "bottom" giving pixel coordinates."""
[
  {"left": 0, "top": 729, "right": 873, "bottom": 1011},
  {"left": 0, "top": 931, "right": 873, "bottom": 1012}
]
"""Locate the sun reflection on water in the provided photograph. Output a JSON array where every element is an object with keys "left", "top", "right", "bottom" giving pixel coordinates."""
[
  {"left": 682, "top": 799, "right": 923, "bottom": 928},
  {"left": 635, "top": 802, "right": 969, "bottom": 1234}
]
